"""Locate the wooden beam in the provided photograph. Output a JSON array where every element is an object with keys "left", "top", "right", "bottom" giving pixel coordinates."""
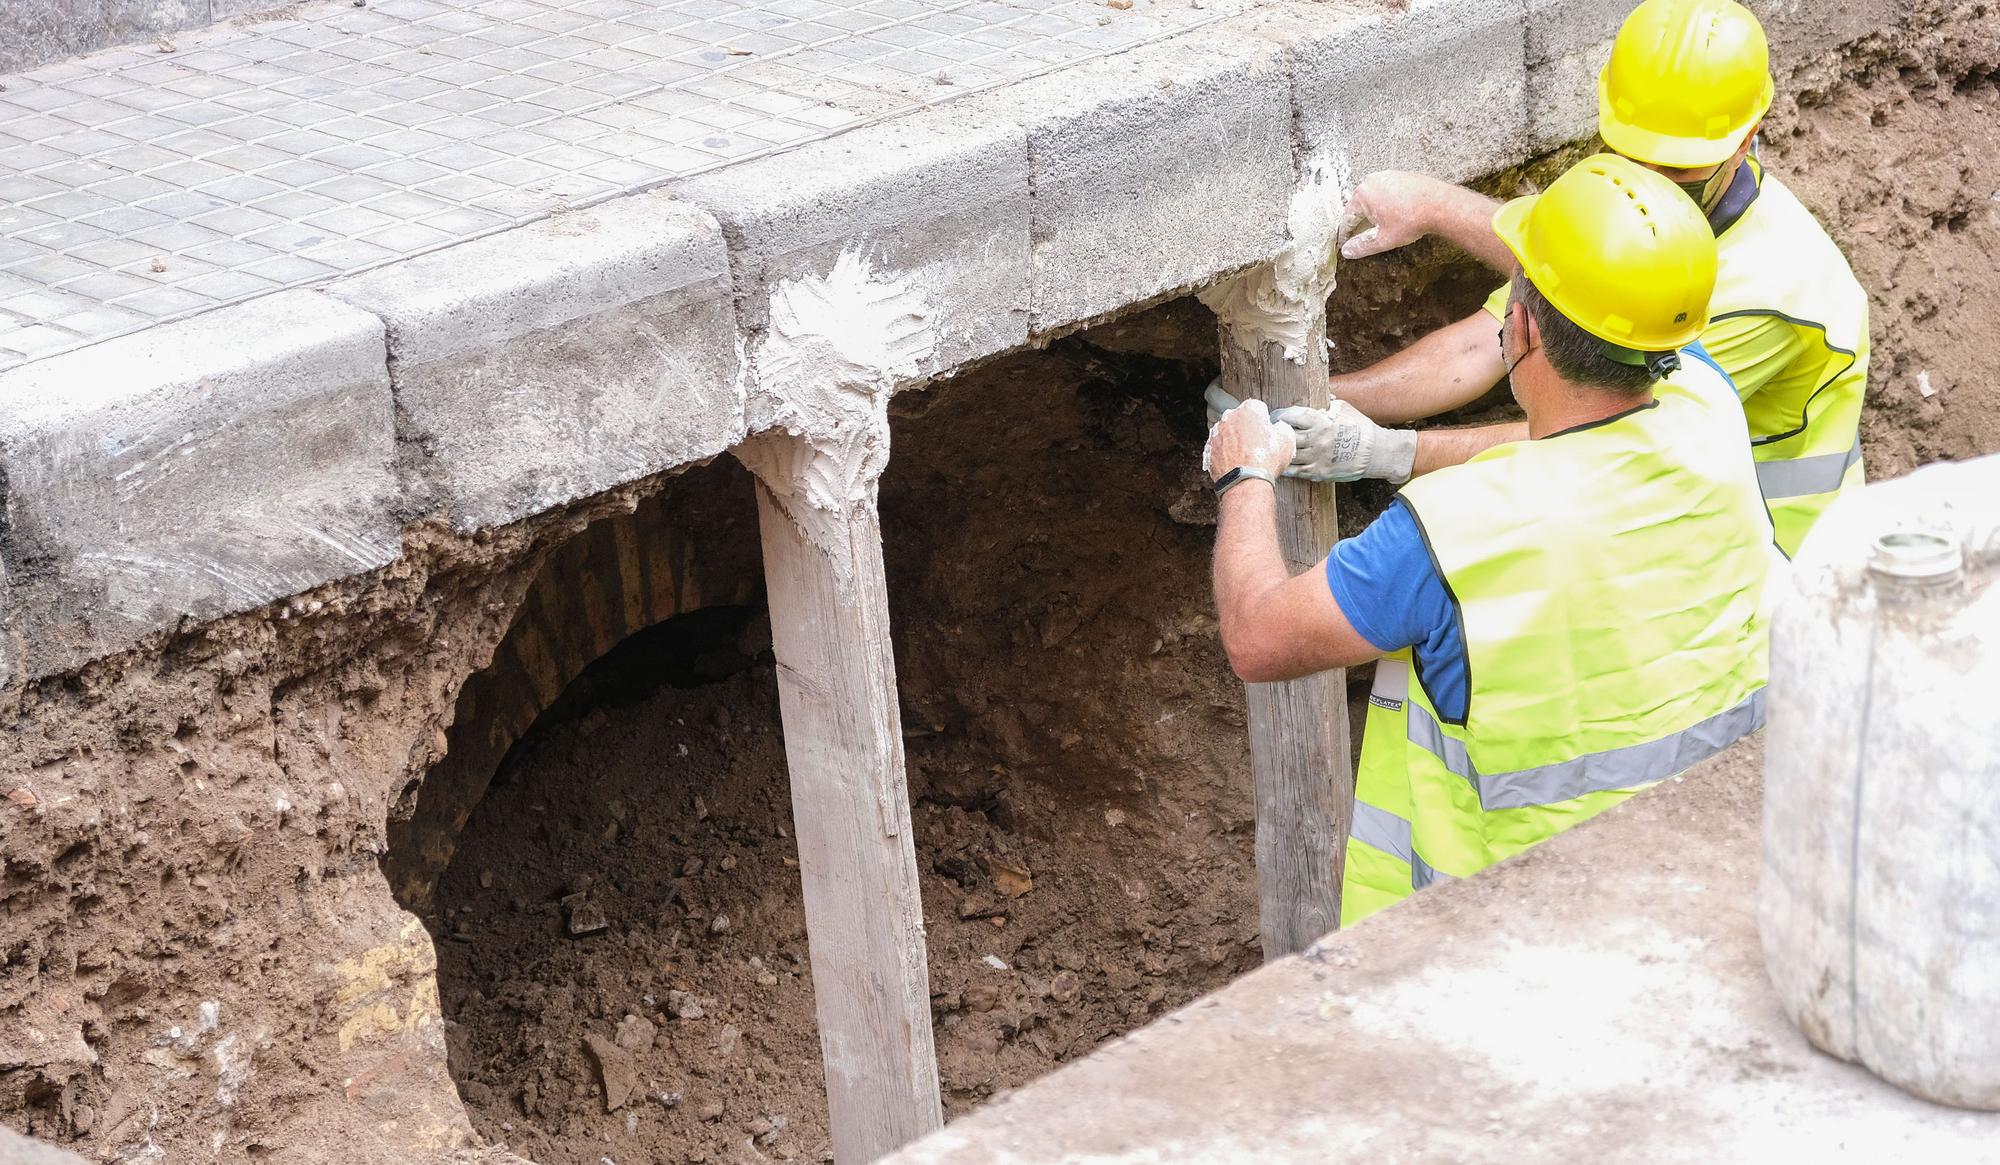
[
  {"left": 1216, "top": 312, "right": 1355, "bottom": 960},
  {"left": 740, "top": 431, "right": 943, "bottom": 1163}
]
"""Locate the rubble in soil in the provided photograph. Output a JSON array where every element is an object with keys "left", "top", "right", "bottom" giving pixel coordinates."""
[{"left": 431, "top": 345, "right": 1264, "bottom": 1164}]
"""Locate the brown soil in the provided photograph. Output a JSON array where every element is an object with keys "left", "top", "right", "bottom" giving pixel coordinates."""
[
  {"left": 1761, "top": 15, "right": 2000, "bottom": 477},
  {"left": 430, "top": 344, "right": 1261, "bottom": 1164}
]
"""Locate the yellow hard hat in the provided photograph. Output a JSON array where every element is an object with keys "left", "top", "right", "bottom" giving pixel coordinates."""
[
  {"left": 1599, "top": 0, "right": 1775, "bottom": 169},
  {"left": 1493, "top": 154, "right": 1718, "bottom": 353}
]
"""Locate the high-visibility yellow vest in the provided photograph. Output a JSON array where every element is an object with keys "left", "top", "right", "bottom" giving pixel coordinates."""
[
  {"left": 1478, "top": 160, "right": 1869, "bottom": 556},
  {"left": 1342, "top": 357, "right": 1777, "bottom": 925},
  {"left": 1711, "top": 163, "right": 1870, "bottom": 555}
]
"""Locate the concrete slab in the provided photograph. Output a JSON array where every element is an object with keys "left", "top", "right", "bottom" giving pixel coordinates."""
[
  {"left": 887, "top": 737, "right": 2000, "bottom": 1163},
  {"left": 325, "top": 195, "right": 741, "bottom": 534},
  {"left": 1524, "top": 0, "right": 1629, "bottom": 153},
  {"left": 0, "top": 290, "right": 398, "bottom": 681},
  {"left": 676, "top": 104, "right": 1031, "bottom": 426},
  {"left": 0, "top": 1125, "right": 90, "bottom": 1165},
  {"left": 959, "top": 24, "right": 1296, "bottom": 335},
  {"left": 1287, "top": 0, "right": 1533, "bottom": 185}
]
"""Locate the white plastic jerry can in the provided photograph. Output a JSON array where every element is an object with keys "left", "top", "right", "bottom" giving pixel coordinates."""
[{"left": 1760, "top": 453, "right": 2000, "bottom": 1109}]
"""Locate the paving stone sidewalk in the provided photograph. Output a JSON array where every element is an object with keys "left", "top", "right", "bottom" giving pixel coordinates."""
[{"left": 0, "top": 0, "right": 1230, "bottom": 369}]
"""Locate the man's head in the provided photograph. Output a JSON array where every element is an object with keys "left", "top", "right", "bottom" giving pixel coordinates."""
[
  {"left": 1599, "top": 0, "right": 1774, "bottom": 210},
  {"left": 1493, "top": 155, "right": 1719, "bottom": 399}
]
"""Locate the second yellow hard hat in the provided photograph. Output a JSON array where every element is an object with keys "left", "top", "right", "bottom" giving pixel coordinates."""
[
  {"left": 1493, "top": 154, "right": 1718, "bottom": 354},
  {"left": 1599, "top": 0, "right": 1775, "bottom": 169}
]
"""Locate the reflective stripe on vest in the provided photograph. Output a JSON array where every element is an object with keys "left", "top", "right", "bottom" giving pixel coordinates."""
[
  {"left": 1341, "top": 360, "right": 1774, "bottom": 927},
  {"left": 1756, "top": 432, "right": 1863, "bottom": 500},
  {"left": 1709, "top": 169, "right": 1870, "bottom": 553},
  {"left": 1350, "top": 801, "right": 1450, "bottom": 890},
  {"left": 1404, "top": 688, "right": 1766, "bottom": 811}
]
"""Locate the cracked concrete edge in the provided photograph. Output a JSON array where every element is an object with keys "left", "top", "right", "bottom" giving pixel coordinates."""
[
  {"left": 323, "top": 193, "right": 746, "bottom": 536},
  {"left": 0, "top": 289, "right": 402, "bottom": 684},
  {"left": 881, "top": 736, "right": 2000, "bottom": 1164},
  {"left": 0, "top": 0, "right": 322, "bottom": 76},
  {"left": 0, "top": 1125, "right": 90, "bottom": 1165},
  {"left": 0, "top": 0, "right": 1925, "bottom": 686}
]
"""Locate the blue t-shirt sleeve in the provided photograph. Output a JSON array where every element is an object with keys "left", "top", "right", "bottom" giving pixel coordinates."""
[{"left": 1323, "top": 499, "right": 1468, "bottom": 722}]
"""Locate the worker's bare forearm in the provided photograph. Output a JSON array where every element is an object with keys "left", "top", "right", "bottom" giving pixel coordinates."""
[
  {"left": 1412, "top": 420, "right": 1529, "bottom": 478},
  {"left": 1212, "top": 484, "right": 1379, "bottom": 682},
  {"left": 1213, "top": 483, "right": 1290, "bottom": 642},
  {"left": 1423, "top": 183, "right": 1512, "bottom": 272},
  {"left": 1333, "top": 312, "right": 1508, "bottom": 426}
]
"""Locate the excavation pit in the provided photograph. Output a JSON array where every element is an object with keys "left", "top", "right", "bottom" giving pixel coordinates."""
[{"left": 2, "top": 10, "right": 1998, "bottom": 1161}]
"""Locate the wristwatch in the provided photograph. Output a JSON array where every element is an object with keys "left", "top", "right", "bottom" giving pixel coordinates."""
[{"left": 1213, "top": 466, "right": 1278, "bottom": 496}]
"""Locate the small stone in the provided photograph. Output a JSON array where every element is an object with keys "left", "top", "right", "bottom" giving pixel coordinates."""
[
  {"left": 656, "top": 1091, "right": 684, "bottom": 1109},
  {"left": 984, "top": 856, "right": 1033, "bottom": 898},
  {"left": 5, "top": 787, "right": 36, "bottom": 808},
  {"left": 667, "top": 990, "right": 705, "bottom": 1020},
  {"left": 614, "top": 1014, "right": 657, "bottom": 1053},
  {"left": 958, "top": 895, "right": 1005, "bottom": 921},
  {"left": 755, "top": 971, "right": 779, "bottom": 988},
  {"left": 1050, "top": 970, "right": 1081, "bottom": 1002},
  {"left": 682, "top": 856, "right": 704, "bottom": 876},
  {"left": 719, "top": 854, "right": 737, "bottom": 872},
  {"left": 564, "top": 893, "right": 609, "bottom": 937},
  {"left": 965, "top": 985, "right": 1000, "bottom": 1013},
  {"left": 698, "top": 1098, "right": 726, "bottom": 1122},
  {"left": 478, "top": 869, "right": 495, "bottom": 889},
  {"left": 694, "top": 794, "right": 710, "bottom": 820},
  {"left": 584, "top": 1034, "right": 639, "bottom": 1112},
  {"left": 715, "top": 1026, "right": 743, "bottom": 1057},
  {"left": 708, "top": 913, "right": 731, "bottom": 936}
]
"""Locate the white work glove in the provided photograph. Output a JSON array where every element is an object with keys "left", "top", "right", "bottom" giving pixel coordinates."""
[
  {"left": 1203, "top": 378, "right": 1239, "bottom": 426},
  {"left": 1271, "top": 401, "right": 1419, "bottom": 484}
]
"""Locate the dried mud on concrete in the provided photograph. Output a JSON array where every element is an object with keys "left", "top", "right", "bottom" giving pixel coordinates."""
[{"left": 3, "top": 11, "right": 1999, "bottom": 1163}]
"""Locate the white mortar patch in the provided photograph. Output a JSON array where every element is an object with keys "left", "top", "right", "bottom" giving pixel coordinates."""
[
  {"left": 748, "top": 251, "right": 938, "bottom": 522},
  {"left": 1199, "top": 157, "right": 1351, "bottom": 363}
]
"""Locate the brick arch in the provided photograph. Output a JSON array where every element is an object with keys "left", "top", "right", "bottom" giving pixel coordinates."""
[{"left": 386, "top": 457, "right": 763, "bottom": 915}]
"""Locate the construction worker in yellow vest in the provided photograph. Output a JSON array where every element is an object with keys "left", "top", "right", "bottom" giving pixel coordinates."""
[
  {"left": 1274, "top": 0, "right": 1868, "bottom": 556},
  {"left": 1205, "top": 156, "right": 1778, "bottom": 925}
]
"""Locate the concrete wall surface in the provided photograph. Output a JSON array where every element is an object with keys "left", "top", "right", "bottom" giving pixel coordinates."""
[
  {"left": 884, "top": 737, "right": 2000, "bottom": 1163},
  {"left": 0, "top": 0, "right": 1929, "bottom": 683},
  {"left": 0, "top": 0, "right": 319, "bottom": 75}
]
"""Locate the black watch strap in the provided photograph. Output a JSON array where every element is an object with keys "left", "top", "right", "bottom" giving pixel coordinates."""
[{"left": 1214, "top": 466, "right": 1278, "bottom": 496}]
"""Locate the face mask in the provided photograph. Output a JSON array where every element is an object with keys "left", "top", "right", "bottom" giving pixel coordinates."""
[
  {"left": 1677, "top": 164, "right": 1732, "bottom": 211},
  {"left": 1498, "top": 305, "right": 1529, "bottom": 376}
]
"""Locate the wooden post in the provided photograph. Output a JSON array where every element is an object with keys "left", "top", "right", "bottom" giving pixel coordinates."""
[
  {"left": 1216, "top": 311, "right": 1355, "bottom": 960},
  {"left": 738, "top": 430, "right": 943, "bottom": 1163}
]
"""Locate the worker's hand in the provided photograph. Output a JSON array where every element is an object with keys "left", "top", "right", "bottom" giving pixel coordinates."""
[
  {"left": 1271, "top": 401, "right": 1419, "bottom": 484},
  {"left": 1203, "top": 378, "right": 1241, "bottom": 427},
  {"left": 1204, "top": 398, "right": 1297, "bottom": 483},
  {"left": 1341, "top": 171, "right": 1440, "bottom": 260}
]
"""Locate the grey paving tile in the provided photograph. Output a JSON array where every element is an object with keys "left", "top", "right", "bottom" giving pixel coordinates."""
[{"left": 0, "top": 0, "right": 1227, "bottom": 362}]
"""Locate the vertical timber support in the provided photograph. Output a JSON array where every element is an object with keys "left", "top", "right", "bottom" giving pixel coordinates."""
[
  {"left": 738, "top": 428, "right": 943, "bottom": 1163},
  {"left": 1200, "top": 162, "right": 1356, "bottom": 960}
]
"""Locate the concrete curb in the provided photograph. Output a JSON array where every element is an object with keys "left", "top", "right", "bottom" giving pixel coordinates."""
[
  {"left": 0, "top": 289, "right": 398, "bottom": 680},
  {"left": 0, "top": 0, "right": 1923, "bottom": 684},
  {"left": 324, "top": 194, "right": 743, "bottom": 534}
]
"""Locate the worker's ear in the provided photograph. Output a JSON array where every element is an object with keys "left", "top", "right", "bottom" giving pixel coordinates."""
[{"left": 1516, "top": 301, "right": 1540, "bottom": 351}]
